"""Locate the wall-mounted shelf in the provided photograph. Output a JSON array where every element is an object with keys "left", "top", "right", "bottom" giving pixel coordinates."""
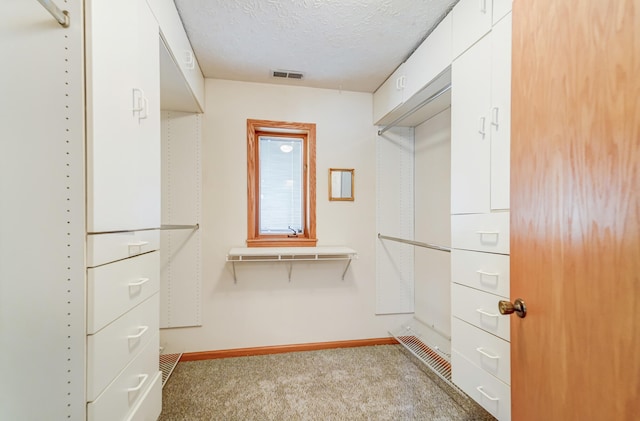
[{"left": 226, "top": 246, "right": 357, "bottom": 282}]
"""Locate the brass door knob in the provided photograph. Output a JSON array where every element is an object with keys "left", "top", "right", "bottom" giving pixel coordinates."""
[{"left": 498, "top": 298, "right": 527, "bottom": 318}]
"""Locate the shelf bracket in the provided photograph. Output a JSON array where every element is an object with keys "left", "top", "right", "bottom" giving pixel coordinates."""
[
  {"left": 288, "top": 262, "right": 293, "bottom": 282},
  {"left": 232, "top": 261, "right": 237, "bottom": 284},
  {"left": 341, "top": 258, "right": 353, "bottom": 280}
]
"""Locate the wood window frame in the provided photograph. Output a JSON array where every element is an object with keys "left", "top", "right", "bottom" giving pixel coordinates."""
[{"left": 247, "top": 119, "right": 317, "bottom": 247}]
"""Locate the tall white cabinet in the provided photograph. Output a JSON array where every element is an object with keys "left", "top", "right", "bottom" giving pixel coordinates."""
[
  {"left": 2, "top": 0, "right": 203, "bottom": 419},
  {"left": 450, "top": 0, "right": 513, "bottom": 420}
]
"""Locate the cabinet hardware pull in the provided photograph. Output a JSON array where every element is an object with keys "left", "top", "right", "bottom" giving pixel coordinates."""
[
  {"left": 138, "top": 96, "right": 149, "bottom": 121},
  {"left": 491, "top": 107, "right": 499, "bottom": 128},
  {"left": 478, "top": 117, "right": 486, "bottom": 137},
  {"left": 476, "top": 230, "right": 499, "bottom": 235},
  {"left": 127, "top": 325, "right": 149, "bottom": 340},
  {"left": 476, "top": 270, "right": 499, "bottom": 277},
  {"left": 132, "top": 88, "right": 144, "bottom": 115},
  {"left": 476, "top": 347, "right": 500, "bottom": 359},
  {"left": 477, "top": 386, "right": 499, "bottom": 401},
  {"left": 127, "top": 373, "right": 149, "bottom": 393},
  {"left": 128, "top": 277, "right": 150, "bottom": 287},
  {"left": 128, "top": 241, "right": 150, "bottom": 247},
  {"left": 185, "top": 50, "right": 195, "bottom": 70},
  {"left": 479, "top": 0, "right": 487, "bottom": 13},
  {"left": 476, "top": 308, "right": 500, "bottom": 318}
]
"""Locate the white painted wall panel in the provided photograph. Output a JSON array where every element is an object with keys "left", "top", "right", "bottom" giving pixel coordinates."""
[
  {"left": 159, "top": 79, "right": 406, "bottom": 353},
  {"left": 376, "top": 127, "right": 415, "bottom": 314},
  {"left": 414, "top": 108, "right": 452, "bottom": 336},
  {"left": 160, "top": 111, "right": 202, "bottom": 328},
  {"left": 0, "top": 1, "right": 85, "bottom": 419}
]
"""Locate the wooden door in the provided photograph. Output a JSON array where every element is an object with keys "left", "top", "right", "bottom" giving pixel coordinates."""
[{"left": 510, "top": 1, "right": 640, "bottom": 420}]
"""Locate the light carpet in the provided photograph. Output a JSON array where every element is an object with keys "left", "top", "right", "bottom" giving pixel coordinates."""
[{"left": 159, "top": 344, "right": 495, "bottom": 421}]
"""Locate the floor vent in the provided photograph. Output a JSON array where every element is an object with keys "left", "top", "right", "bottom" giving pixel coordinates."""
[
  {"left": 160, "top": 352, "right": 182, "bottom": 387},
  {"left": 389, "top": 319, "right": 460, "bottom": 392}
]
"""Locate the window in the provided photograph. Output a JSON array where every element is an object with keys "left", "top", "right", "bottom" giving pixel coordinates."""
[{"left": 247, "top": 119, "right": 316, "bottom": 247}]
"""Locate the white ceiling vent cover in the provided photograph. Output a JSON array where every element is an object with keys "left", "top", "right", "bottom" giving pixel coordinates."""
[{"left": 272, "top": 70, "right": 305, "bottom": 80}]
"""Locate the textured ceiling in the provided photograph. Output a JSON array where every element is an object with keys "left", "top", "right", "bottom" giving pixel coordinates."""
[{"left": 174, "top": 0, "right": 459, "bottom": 93}]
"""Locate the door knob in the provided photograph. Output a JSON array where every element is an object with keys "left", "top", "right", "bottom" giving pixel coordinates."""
[{"left": 498, "top": 298, "right": 527, "bottom": 318}]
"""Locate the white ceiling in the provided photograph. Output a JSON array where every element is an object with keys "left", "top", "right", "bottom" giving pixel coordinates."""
[{"left": 174, "top": 0, "right": 459, "bottom": 93}]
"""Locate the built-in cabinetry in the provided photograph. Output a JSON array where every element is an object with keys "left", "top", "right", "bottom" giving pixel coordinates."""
[
  {"left": 85, "top": 0, "right": 162, "bottom": 418},
  {"left": 450, "top": 0, "right": 512, "bottom": 420},
  {"left": 373, "top": 14, "right": 453, "bottom": 127}
]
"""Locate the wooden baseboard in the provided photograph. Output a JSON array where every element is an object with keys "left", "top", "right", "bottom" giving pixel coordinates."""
[{"left": 180, "top": 337, "right": 399, "bottom": 362}]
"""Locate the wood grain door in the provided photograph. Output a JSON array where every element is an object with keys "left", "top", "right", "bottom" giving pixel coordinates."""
[{"left": 510, "top": 1, "right": 640, "bottom": 420}]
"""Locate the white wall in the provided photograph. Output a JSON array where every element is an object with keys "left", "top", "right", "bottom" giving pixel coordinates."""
[
  {"left": 414, "top": 108, "right": 452, "bottom": 338},
  {"left": 160, "top": 79, "right": 407, "bottom": 353}
]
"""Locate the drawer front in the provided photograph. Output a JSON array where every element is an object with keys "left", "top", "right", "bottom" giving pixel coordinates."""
[
  {"left": 452, "top": 283, "right": 510, "bottom": 340},
  {"left": 452, "top": 350, "right": 511, "bottom": 421},
  {"left": 88, "top": 332, "right": 160, "bottom": 421},
  {"left": 452, "top": 317, "right": 510, "bottom": 385},
  {"left": 87, "top": 230, "right": 160, "bottom": 267},
  {"left": 87, "top": 251, "right": 160, "bottom": 334},
  {"left": 125, "top": 371, "right": 162, "bottom": 421},
  {"left": 87, "top": 293, "right": 159, "bottom": 401},
  {"left": 451, "top": 212, "right": 509, "bottom": 254},
  {"left": 452, "top": 249, "right": 510, "bottom": 297}
]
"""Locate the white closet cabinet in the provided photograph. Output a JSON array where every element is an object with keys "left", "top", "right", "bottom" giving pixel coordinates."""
[
  {"left": 85, "top": 0, "right": 162, "bottom": 419},
  {"left": 373, "top": 63, "right": 407, "bottom": 125},
  {"left": 450, "top": 3, "right": 513, "bottom": 420},
  {"left": 373, "top": 14, "right": 452, "bottom": 125},
  {"left": 451, "top": 12, "right": 511, "bottom": 214},
  {"left": 451, "top": 0, "right": 492, "bottom": 59},
  {"left": 86, "top": 0, "right": 161, "bottom": 233}
]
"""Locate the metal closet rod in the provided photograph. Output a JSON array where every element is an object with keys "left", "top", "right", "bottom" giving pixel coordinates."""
[
  {"left": 36, "top": 0, "right": 70, "bottom": 27},
  {"left": 377, "top": 83, "right": 452, "bottom": 136},
  {"left": 378, "top": 233, "right": 451, "bottom": 253},
  {"left": 88, "top": 224, "right": 199, "bottom": 235}
]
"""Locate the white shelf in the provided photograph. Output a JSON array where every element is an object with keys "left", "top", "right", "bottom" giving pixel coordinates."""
[{"left": 226, "top": 246, "right": 357, "bottom": 282}]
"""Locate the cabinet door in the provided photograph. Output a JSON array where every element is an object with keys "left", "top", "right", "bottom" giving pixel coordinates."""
[
  {"left": 451, "top": 35, "right": 491, "bottom": 214},
  {"left": 135, "top": 0, "right": 161, "bottom": 229},
  {"left": 373, "top": 63, "right": 405, "bottom": 125},
  {"left": 86, "top": 0, "right": 140, "bottom": 232},
  {"left": 492, "top": 0, "right": 512, "bottom": 25},
  {"left": 403, "top": 14, "right": 452, "bottom": 100},
  {"left": 87, "top": 0, "right": 160, "bottom": 232},
  {"left": 452, "top": 0, "right": 492, "bottom": 58},
  {"left": 490, "top": 14, "right": 512, "bottom": 210}
]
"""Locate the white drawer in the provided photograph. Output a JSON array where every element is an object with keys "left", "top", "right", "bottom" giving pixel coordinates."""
[
  {"left": 452, "top": 249, "right": 510, "bottom": 297},
  {"left": 451, "top": 212, "right": 509, "bottom": 254},
  {"left": 452, "top": 283, "right": 510, "bottom": 340},
  {"left": 87, "top": 293, "right": 159, "bottom": 401},
  {"left": 88, "top": 332, "right": 160, "bottom": 421},
  {"left": 87, "top": 251, "right": 160, "bottom": 334},
  {"left": 452, "top": 350, "right": 511, "bottom": 421},
  {"left": 125, "top": 371, "right": 162, "bottom": 421},
  {"left": 87, "top": 230, "right": 160, "bottom": 267},
  {"left": 452, "top": 317, "right": 510, "bottom": 385}
]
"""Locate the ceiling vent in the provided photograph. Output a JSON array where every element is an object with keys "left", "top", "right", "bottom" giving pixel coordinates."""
[{"left": 272, "top": 70, "right": 304, "bottom": 80}]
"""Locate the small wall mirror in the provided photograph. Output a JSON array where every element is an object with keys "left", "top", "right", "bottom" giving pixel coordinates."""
[{"left": 329, "top": 168, "right": 354, "bottom": 201}]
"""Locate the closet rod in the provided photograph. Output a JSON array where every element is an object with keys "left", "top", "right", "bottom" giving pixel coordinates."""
[
  {"left": 36, "top": 0, "right": 70, "bottom": 27},
  {"left": 88, "top": 224, "right": 199, "bottom": 235},
  {"left": 377, "top": 83, "right": 451, "bottom": 136},
  {"left": 378, "top": 233, "right": 450, "bottom": 253}
]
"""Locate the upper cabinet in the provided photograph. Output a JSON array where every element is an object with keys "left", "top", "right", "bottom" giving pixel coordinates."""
[
  {"left": 85, "top": 0, "right": 161, "bottom": 232},
  {"left": 452, "top": 0, "right": 512, "bottom": 59},
  {"left": 451, "top": 4, "right": 512, "bottom": 214},
  {"left": 147, "top": 0, "right": 205, "bottom": 112},
  {"left": 373, "top": 14, "right": 452, "bottom": 127}
]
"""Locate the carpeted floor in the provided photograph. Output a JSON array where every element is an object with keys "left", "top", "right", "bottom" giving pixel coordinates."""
[{"left": 159, "top": 344, "right": 495, "bottom": 421}]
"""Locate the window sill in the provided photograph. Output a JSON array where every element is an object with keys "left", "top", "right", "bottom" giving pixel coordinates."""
[{"left": 246, "top": 238, "right": 317, "bottom": 247}]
